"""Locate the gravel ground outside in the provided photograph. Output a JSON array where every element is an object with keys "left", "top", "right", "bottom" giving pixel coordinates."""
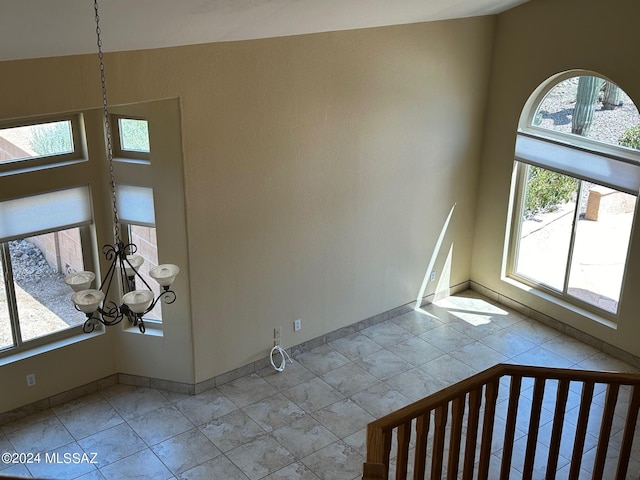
[
  {"left": 1, "top": 240, "right": 84, "bottom": 347},
  {"left": 535, "top": 76, "right": 640, "bottom": 145}
]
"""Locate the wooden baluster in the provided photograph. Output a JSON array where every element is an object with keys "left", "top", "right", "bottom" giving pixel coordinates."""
[
  {"left": 615, "top": 384, "right": 640, "bottom": 480},
  {"left": 363, "top": 462, "right": 387, "bottom": 480},
  {"left": 478, "top": 379, "right": 499, "bottom": 480},
  {"left": 396, "top": 421, "right": 411, "bottom": 480},
  {"left": 383, "top": 429, "right": 393, "bottom": 476},
  {"left": 462, "top": 388, "right": 482, "bottom": 480},
  {"left": 413, "top": 412, "right": 431, "bottom": 480},
  {"left": 431, "top": 403, "right": 449, "bottom": 479},
  {"left": 522, "top": 377, "right": 545, "bottom": 479},
  {"left": 592, "top": 383, "right": 620, "bottom": 480},
  {"left": 364, "top": 424, "right": 392, "bottom": 480},
  {"left": 545, "top": 379, "right": 570, "bottom": 480},
  {"left": 568, "top": 381, "right": 594, "bottom": 480},
  {"left": 447, "top": 395, "right": 466, "bottom": 479},
  {"left": 500, "top": 375, "right": 522, "bottom": 480}
]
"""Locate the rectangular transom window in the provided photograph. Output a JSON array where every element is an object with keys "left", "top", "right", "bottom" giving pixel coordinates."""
[
  {"left": 0, "top": 116, "right": 84, "bottom": 172},
  {"left": 114, "top": 117, "right": 150, "bottom": 161}
]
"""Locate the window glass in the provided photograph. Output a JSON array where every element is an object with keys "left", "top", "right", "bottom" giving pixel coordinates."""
[
  {"left": 0, "top": 120, "right": 74, "bottom": 163},
  {"left": 567, "top": 186, "right": 635, "bottom": 313},
  {"left": 532, "top": 76, "right": 640, "bottom": 151},
  {"left": 515, "top": 170, "right": 635, "bottom": 314},
  {"left": 516, "top": 168, "right": 578, "bottom": 291},
  {"left": 118, "top": 118, "right": 150, "bottom": 153},
  {"left": 9, "top": 228, "right": 86, "bottom": 342},
  {"left": 0, "top": 259, "right": 13, "bottom": 350},
  {"left": 129, "top": 225, "right": 162, "bottom": 321}
]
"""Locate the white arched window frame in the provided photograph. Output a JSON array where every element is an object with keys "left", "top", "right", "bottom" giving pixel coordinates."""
[{"left": 507, "top": 71, "right": 640, "bottom": 320}]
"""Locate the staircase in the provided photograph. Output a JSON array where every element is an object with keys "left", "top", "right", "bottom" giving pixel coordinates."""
[{"left": 362, "top": 364, "right": 640, "bottom": 480}]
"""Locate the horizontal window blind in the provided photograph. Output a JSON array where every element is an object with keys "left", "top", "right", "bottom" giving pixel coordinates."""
[
  {"left": 0, "top": 186, "right": 92, "bottom": 242},
  {"left": 116, "top": 184, "right": 155, "bottom": 226},
  {"left": 515, "top": 134, "right": 640, "bottom": 195}
]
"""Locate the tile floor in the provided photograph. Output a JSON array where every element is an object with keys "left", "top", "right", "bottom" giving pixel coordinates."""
[{"left": 1, "top": 290, "right": 639, "bottom": 480}]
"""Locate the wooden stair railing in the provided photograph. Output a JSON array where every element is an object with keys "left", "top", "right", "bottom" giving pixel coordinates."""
[{"left": 362, "top": 364, "right": 640, "bottom": 480}]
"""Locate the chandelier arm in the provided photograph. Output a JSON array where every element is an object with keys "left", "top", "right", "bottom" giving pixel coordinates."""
[
  {"left": 158, "top": 289, "right": 177, "bottom": 305},
  {"left": 77, "top": 302, "right": 124, "bottom": 333},
  {"left": 97, "top": 300, "right": 122, "bottom": 320},
  {"left": 82, "top": 319, "right": 97, "bottom": 334},
  {"left": 122, "top": 310, "right": 146, "bottom": 333},
  {"left": 98, "top": 249, "right": 119, "bottom": 294},
  {"left": 117, "top": 254, "right": 132, "bottom": 293},
  {"left": 102, "top": 243, "right": 119, "bottom": 261},
  {"left": 123, "top": 257, "right": 155, "bottom": 292},
  {"left": 141, "top": 289, "right": 177, "bottom": 317}
]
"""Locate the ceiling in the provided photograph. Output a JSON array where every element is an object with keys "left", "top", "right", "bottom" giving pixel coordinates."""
[{"left": 0, "top": 0, "right": 529, "bottom": 62}]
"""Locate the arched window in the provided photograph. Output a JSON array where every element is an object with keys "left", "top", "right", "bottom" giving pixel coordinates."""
[{"left": 507, "top": 72, "right": 640, "bottom": 318}]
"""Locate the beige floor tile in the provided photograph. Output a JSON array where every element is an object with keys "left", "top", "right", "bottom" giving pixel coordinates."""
[
  {"left": 226, "top": 434, "right": 295, "bottom": 480},
  {"left": 4, "top": 291, "right": 640, "bottom": 480},
  {"left": 199, "top": 409, "right": 266, "bottom": 453}
]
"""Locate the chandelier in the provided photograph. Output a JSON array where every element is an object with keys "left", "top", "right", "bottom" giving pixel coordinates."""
[{"left": 63, "top": 0, "right": 179, "bottom": 334}]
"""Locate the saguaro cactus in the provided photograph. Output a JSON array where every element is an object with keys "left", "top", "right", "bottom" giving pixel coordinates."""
[
  {"left": 571, "top": 76, "right": 605, "bottom": 136},
  {"left": 602, "top": 82, "right": 623, "bottom": 110}
]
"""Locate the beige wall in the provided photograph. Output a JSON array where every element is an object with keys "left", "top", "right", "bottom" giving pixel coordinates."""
[
  {"left": 180, "top": 20, "right": 494, "bottom": 381},
  {"left": 472, "top": 0, "right": 640, "bottom": 356},
  {"left": 0, "top": 16, "right": 494, "bottom": 411}
]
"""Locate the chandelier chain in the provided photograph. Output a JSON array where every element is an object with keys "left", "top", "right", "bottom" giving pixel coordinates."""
[
  {"left": 93, "top": 0, "right": 120, "bottom": 244},
  {"left": 63, "top": 0, "right": 180, "bottom": 334}
]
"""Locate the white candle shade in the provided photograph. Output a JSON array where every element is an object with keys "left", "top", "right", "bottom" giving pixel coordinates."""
[
  {"left": 71, "top": 289, "right": 105, "bottom": 314},
  {"left": 124, "top": 255, "right": 144, "bottom": 277},
  {"left": 122, "top": 289, "right": 154, "bottom": 314},
  {"left": 64, "top": 271, "right": 95, "bottom": 292},
  {"left": 149, "top": 264, "right": 179, "bottom": 287}
]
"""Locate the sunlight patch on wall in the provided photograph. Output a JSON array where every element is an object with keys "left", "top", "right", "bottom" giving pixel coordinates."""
[
  {"left": 433, "top": 244, "right": 453, "bottom": 303},
  {"left": 415, "top": 204, "right": 456, "bottom": 310}
]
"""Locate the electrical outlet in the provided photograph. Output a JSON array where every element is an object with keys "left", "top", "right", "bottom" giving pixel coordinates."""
[
  {"left": 430, "top": 271, "right": 436, "bottom": 282},
  {"left": 294, "top": 319, "right": 301, "bottom": 332},
  {"left": 26, "top": 373, "right": 36, "bottom": 387},
  {"left": 274, "top": 327, "right": 281, "bottom": 346}
]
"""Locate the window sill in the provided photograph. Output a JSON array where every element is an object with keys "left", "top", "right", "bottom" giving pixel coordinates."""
[
  {"left": 502, "top": 276, "right": 618, "bottom": 331},
  {"left": 0, "top": 329, "right": 104, "bottom": 367},
  {"left": 123, "top": 322, "right": 164, "bottom": 337},
  {"left": 0, "top": 158, "right": 87, "bottom": 178}
]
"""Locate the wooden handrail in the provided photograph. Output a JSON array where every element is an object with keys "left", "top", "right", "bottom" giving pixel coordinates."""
[{"left": 363, "top": 363, "right": 640, "bottom": 480}]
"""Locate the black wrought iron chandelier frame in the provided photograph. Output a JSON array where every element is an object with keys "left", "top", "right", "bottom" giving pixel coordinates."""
[{"left": 78, "top": 241, "right": 177, "bottom": 334}]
